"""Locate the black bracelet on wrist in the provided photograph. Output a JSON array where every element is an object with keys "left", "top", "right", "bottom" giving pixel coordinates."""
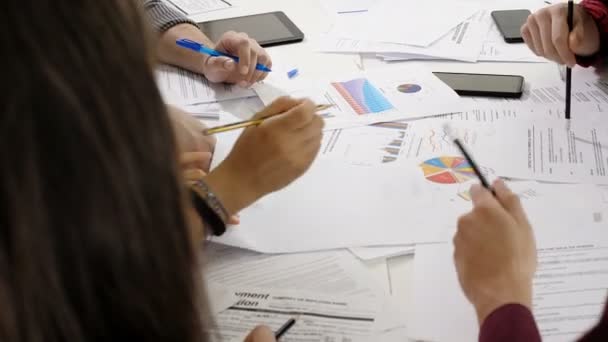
[
  {"left": 190, "top": 189, "right": 226, "bottom": 237},
  {"left": 189, "top": 180, "right": 230, "bottom": 237}
]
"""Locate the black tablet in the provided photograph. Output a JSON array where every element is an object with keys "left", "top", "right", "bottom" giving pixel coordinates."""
[{"left": 197, "top": 11, "right": 304, "bottom": 47}]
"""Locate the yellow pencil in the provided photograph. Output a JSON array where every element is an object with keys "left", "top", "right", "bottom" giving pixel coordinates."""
[{"left": 203, "top": 104, "right": 334, "bottom": 135}]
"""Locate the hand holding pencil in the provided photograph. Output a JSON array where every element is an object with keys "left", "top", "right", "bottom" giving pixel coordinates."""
[{"left": 205, "top": 97, "right": 325, "bottom": 215}]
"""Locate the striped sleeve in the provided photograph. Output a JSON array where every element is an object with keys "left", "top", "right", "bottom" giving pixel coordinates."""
[{"left": 142, "top": 0, "right": 198, "bottom": 32}]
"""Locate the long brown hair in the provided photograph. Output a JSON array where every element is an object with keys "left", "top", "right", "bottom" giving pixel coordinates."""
[{"left": 0, "top": 1, "right": 206, "bottom": 341}]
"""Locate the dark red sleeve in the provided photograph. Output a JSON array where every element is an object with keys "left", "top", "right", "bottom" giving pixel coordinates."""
[
  {"left": 478, "top": 304, "right": 541, "bottom": 342},
  {"left": 577, "top": 0, "right": 608, "bottom": 66},
  {"left": 580, "top": 300, "right": 608, "bottom": 341}
]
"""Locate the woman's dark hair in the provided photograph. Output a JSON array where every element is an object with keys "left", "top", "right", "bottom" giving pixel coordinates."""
[{"left": 0, "top": 1, "right": 207, "bottom": 341}]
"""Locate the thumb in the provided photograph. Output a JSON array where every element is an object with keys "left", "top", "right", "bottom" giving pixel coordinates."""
[
  {"left": 252, "top": 96, "right": 302, "bottom": 120},
  {"left": 244, "top": 326, "right": 276, "bottom": 342},
  {"left": 569, "top": 25, "right": 587, "bottom": 54},
  {"left": 570, "top": 18, "right": 600, "bottom": 56}
]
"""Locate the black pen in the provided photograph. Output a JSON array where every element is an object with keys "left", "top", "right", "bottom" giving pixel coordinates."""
[
  {"left": 444, "top": 124, "right": 495, "bottom": 195},
  {"left": 275, "top": 317, "right": 297, "bottom": 340},
  {"left": 566, "top": 0, "right": 573, "bottom": 120},
  {"left": 453, "top": 139, "right": 495, "bottom": 195}
]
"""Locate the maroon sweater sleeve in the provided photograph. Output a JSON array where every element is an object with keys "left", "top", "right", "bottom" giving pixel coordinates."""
[
  {"left": 480, "top": 300, "right": 608, "bottom": 342},
  {"left": 578, "top": 0, "right": 608, "bottom": 66},
  {"left": 478, "top": 304, "right": 541, "bottom": 342},
  {"left": 580, "top": 301, "right": 608, "bottom": 341}
]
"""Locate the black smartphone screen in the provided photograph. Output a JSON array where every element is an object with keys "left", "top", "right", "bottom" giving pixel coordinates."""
[
  {"left": 491, "top": 9, "right": 531, "bottom": 43},
  {"left": 433, "top": 72, "right": 524, "bottom": 98},
  {"left": 198, "top": 12, "right": 304, "bottom": 47}
]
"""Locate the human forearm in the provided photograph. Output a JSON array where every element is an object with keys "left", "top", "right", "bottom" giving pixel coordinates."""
[{"left": 157, "top": 23, "right": 214, "bottom": 75}]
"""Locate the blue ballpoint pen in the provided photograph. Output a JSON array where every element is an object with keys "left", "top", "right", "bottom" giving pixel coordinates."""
[{"left": 176, "top": 38, "right": 272, "bottom": 72}]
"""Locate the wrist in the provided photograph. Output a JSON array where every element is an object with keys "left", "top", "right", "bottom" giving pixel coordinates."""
[
  {"left": 472, "top": 283, "right": 533, "bottom": 324},
  {"left": 159, "top": 23, "right": 214, "bottom": 75},
  {"left": 204, "top": 162, "right": 260, "bottom": 215}
]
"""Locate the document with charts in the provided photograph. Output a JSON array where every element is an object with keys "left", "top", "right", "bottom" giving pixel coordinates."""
[
  {"left": 411, "top": 242, "right": 608, "bottom": 342},
  {"left": 253, "top": 66, "right": 465, "bottom": 130},
  {"left": 212, "top": 122, "right": 607, "bottom": 252},
  {"left": 319, "top": 119, "right": 490, "bottom": 167}
]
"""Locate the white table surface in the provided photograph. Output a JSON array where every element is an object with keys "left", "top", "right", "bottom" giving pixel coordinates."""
[{"left": 188, "top": 0, "right": 556, "bottom": 321}]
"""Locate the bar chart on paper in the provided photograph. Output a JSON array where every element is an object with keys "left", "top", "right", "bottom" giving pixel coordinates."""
[{"left": 331, "top": 78, "right": 394, "bottom": 115}]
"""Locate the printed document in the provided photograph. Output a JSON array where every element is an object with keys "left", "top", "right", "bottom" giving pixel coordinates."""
[
  {"left": 320, "top": 10, "right": 490, "bottom": 62},
  {"left": 203, "top": 244, "right": 384, "bottom": 297},
  {"left": 166, "top": 0, "right": 231, "bottom": 15},
  {"left": 476, "top": 119, "right": 608, "bottom": 184},
  {"left": 411, "top": 242, "right": 608, "bottom": 342},
  {"left": 328, "top": 0, "right": 477, "bottom": 47},
  {"left": 156, "top": 65, "right": 255, "bottom": 105},
  {"left": 208, "top": 287, "right": 379, "bottom": 342},
  {"left": 253, "top": 66, "right": 466, "bottom": 130}
]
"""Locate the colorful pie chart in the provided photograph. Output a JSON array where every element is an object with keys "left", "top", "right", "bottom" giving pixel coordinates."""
[
  {"left": 420, "top": 156, "right": 476, "bottom": 184},
  {"left": 397, "top": 84, "right": 422, "bottom": 93}
]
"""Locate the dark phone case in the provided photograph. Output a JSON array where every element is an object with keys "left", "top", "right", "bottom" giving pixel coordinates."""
[
  {"left": 491, "top": 10, "right": 530, "bottom": 44},
  {"left": 455, "top": 89, "right": 523, "bottom": 99},
  {"left": 504, "top": 37, "right": 524, "bottom": 43},
  {"left": 198, "top": 11, "right": 304, "bottom": 48},
  {"left": 433, "top": 72, "right": 524, "bottom": 99}
]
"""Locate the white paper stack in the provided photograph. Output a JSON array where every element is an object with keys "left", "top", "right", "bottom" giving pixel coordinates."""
[{"left": 319, "top": 0, "right": 546, "bottom": 63}]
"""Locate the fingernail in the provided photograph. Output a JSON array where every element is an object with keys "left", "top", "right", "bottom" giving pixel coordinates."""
[
  {"left": 240, "top": 66, "right": 248, "bottom": 75},
  {"left": 238, "top": 81, "right": 248, "bottom": 88}
]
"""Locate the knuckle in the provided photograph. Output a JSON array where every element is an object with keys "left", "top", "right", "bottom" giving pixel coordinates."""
[
  {"left": 293, "top": 107, "right": 310, "bottom": 123},
  {"left": 553, "top": 33, "right": 566, "bottom": 45},
  {"left": 223, "top": 30, "right": 238, "bottom": 39},
  {"left": 504, "top": 193, "right": 521, "bottom": 207},
  {"left": 274, "top": 96, "right": 293, "bottom": 108},
  {"left": 526, "top": 15, "right": 535, "bottom": 26}
]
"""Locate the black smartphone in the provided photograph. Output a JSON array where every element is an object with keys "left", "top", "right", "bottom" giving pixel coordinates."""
[
  {"left": 433, "top": 72, "right": 524, "bottom": 98},
  {"left": 198, "top": 11, "right": 304, "bottom": 47},
  {"left": 491, "top": 9, "right": 531, "bottom": 43}
]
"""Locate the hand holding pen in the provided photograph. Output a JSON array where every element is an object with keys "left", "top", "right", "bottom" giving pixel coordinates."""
[
  {"left": 521, "top": 1, "right": 600, "bottom": 67},
  {"left": 177, "top": 31, "right": 272, "bottom": 87}
]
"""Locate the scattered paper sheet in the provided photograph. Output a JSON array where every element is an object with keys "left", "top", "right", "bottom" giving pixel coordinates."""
[
  {"left": 156, "top": 65, "right": 255, "bottom": 105},
  {"left": 208, "top": 287, "right": 380, "bottom": 341},
  {"left": 318, "top": 119, "right": 492, "bottom": 167},
  {"left": 323, "top": 0, "right": 373, "bottom": 14},
  {"left": 349, "top": 245, "right": 416, "bottom": 261},
  {"left": 253, "top": 66, "right": 466, "bottom": 130},
  {"left": 203, "top": 244, "right": 385, "bottom": 297},
  {"left": 475, "top": 119, "right": 608, "bottom": 184},
  {"left": 320, "top": 10, "right": 490, "bottom": 62},
  {"left": 166, "top": 0, "right": 232, "bottom": 15},
  {"left": 410, "top": 242, "right": 608, "bottom": 342},
  {"left": 210, "top": 113, "right": 608, "bottom": 252},
  {"left": 328, "top": 0, "right": 477, "bottom": 47}
]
